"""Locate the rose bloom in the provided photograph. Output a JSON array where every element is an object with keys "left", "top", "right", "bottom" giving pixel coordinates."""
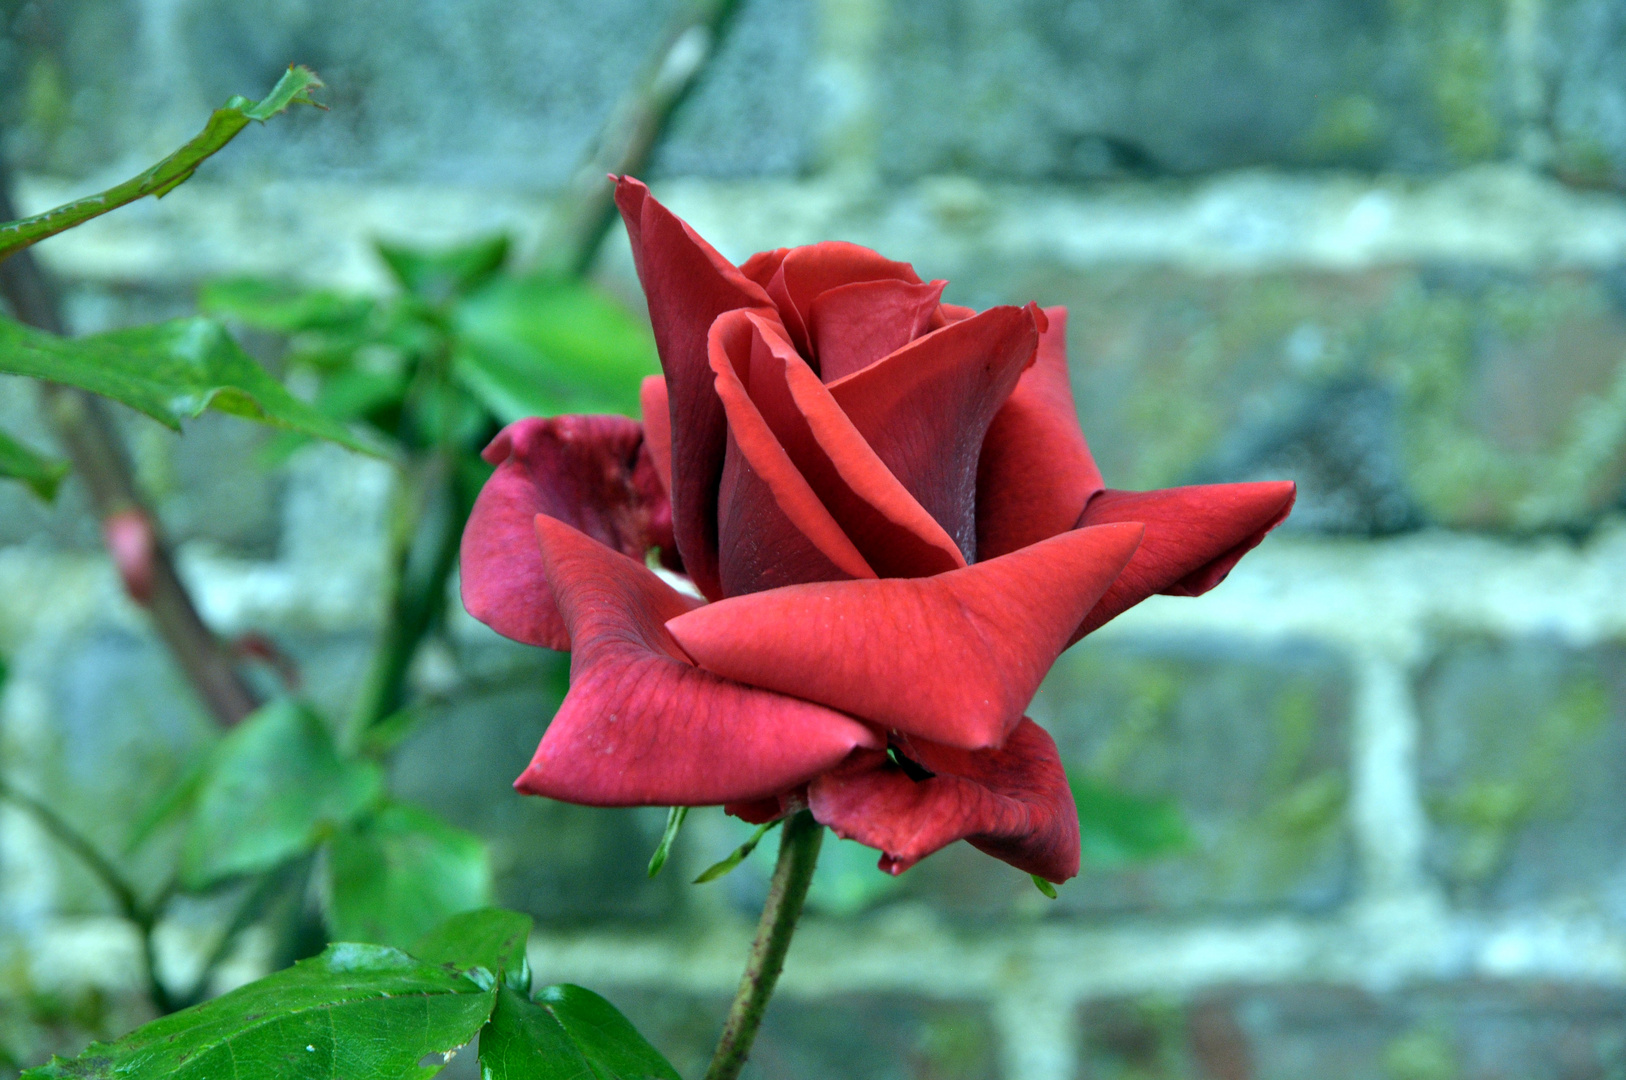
[{"left": 460, "top": 178, "right": 1293, "bottom": 885}]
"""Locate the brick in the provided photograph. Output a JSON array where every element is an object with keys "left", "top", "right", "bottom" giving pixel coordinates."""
[
  {"left": 879, "top": 0, "right": 1517, "bottom": 181},
  {"left": 1550, "top": 0, "right": 1626, "bottom": 189},
  {"left": 37, "top": 628, "right": 216, "bottom": 908},
  {"left": 1417, "top": 638, "right": 1626, "bottom": 910},
  {"left": 1080, "top": 983, "right": 1626, "bottom": 1080},
  {"left": 3, "top": 0, "right": 812, "bottom": 186},
  {"left": 608, "top": 989, "right": 1002, "bottom": 1080},
  {"left": 995, "top": 265, "right": 1626, "bottom": 534},
  {"left": 901, "top": 638, "right": 1354, "bottom": 917}
]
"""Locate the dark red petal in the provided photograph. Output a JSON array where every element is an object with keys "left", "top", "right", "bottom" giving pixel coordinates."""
[
  {"left": 639, "top": 375, "right": 673, "bottom": 497},
  {"left": 763, "top": 242, "right": 924, "bottom": 360},
  {"left": 615, "top": 176, "right": 776, "bottom": 600},
  {"left": 827, "top": 305, "right": 1040, "bottom": 561},
  {"left": 808, "top": 718, "right": 1080, "bottom": 881},
  {"left": 1072, "top": 481, "right": 1296, "bottom": 641},
  {"left": 723, "top": 796, "right": 789, "bottom": 824},
  {"left": 928, "top": 302, "right": 978, "bottom": 329},
  {"left": 461, "top": 416, "right": 668, "bottom": 651},
  {"left": 515, "top": 516, "right": 880, "bottom": 806},
  {"left": 741, "top": 312, "right": 966, "bottom": 578},
  {"left": 808, "top": 278, "right": 946, "bottom": 383},
  {"left": 976, "top": 306, "right": 1105, "bottom": 561},
  {"left": 667, "top": 522, "right": 1143, "bottom": 749},
  {"left": 709, "top": 310, "right": 877, "bottom": 594},
  {"left": 740, "top": 248, "right": 789, "bottom": 288}
]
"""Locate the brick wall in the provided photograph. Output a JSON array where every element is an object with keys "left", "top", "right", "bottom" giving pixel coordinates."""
[{"left": 4, "top": 0, "right": 1626, "bottom": 1077}]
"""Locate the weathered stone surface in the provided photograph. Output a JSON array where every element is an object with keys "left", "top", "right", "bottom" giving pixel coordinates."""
[
  {"left": 1417, "top": 638, "right": 1626, "bottom": 912},
  {"left": 1016, "top": 265, "right": 1626, "bottom": 534},
  {"left": 2, "top": 0, "right": 812, "bottom": 186},
  {"left": 610, "top": 989, "right": 1001, "bottom": 1080},
  {"left": 1080, "top": 982, "right": 1626, "bottom": 1080},
  {"left": 1550, "top": 0, "right": 1626, "bottom": 189},
  {"left": 879, "top": 0, "right": 1517, "bottom": 180}
]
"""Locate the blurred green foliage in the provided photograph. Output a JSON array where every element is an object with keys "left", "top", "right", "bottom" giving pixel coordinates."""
[{"left": 199, "top": 233, "right": 656, "bottom": 462}]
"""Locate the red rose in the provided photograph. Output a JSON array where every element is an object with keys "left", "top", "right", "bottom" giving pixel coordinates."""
[{"left": 459, "top": 178, "right": 1294, "bottom": 884}]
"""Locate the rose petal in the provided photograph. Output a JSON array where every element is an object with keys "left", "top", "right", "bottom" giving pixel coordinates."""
[
  {"left": 723, "top": 796, "right": 790, "bottom": 824},
  {"left": 741, "top": 311, "right": 967, "bottom": 578},
  {"left": 639, "top": 375, "right": 673, "bottom": 497},
  {"left": 740, "top": 248, "right": 789, "bottom": 288},
  {"left": 1071, "top": 481, "right": 1296, "bottom": 641},
  {"left": 808, "top": 718, "right": 1080, "bottom": 881},
  {"left": 763, "top": 241, "right": 923, "bottom": 360},
  {"left": 708, "top": 310, "right": 878, "bottom": 593},
  {"left": 667, "top": 522, "right": 1143, "bottom": 749},
  {"left": 615, "top": 176, "right": 776, "bottom": 600},
  {"left": 808, "top": 278, "right": 947, "bottom": 383},
  {"left": 976, "top": 307, "right": 1105, "bottom": 561},
  {"left": 827, "top": 304, "right": 1041, "bottom": 561},
  {"left": 515, "top": 516, "right": 880, "bottom": 806},
  {"left": 461, "top": 416, "right": 669, "bottom": 651},
  {"left": 929, "top": 302, "right": 978, "bottom": 328}
]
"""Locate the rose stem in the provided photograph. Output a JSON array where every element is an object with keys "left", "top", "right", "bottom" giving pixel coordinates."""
[{"left": 704, "top": 809, "right": 824, "bottom": 1080}]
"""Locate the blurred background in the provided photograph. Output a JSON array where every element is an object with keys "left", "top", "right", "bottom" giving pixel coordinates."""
[{"left": 3, "top": 0, "right": 1626, "bottom": 1077}]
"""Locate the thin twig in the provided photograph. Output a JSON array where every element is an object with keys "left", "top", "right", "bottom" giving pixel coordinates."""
[
  {"left": 175, "top": 857, "right": 306, "bottom": 1009},
  {"left": 549, "top": 0, "right": 747, "bottom": 276},
  {"left": 0, "top": 778, "right": 174, "bottom": 1013},
  {"left": 0, "top": 161, "right": 259, "bottom": 728},
  {"left": 348, "top": 450, "right": 466, "bottom": 741},
  {"left": 703, "top": 811, "right": 823, "bottom": 1080}
]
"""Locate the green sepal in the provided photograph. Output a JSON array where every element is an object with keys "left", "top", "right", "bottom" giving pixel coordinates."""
[
  {"left": 693, "top": 817, "right": 782, "bottom": 884},
  {"left": 1031, "top": 874, "right": 1059, "bottom": 899},
  {"left": 646, "top": 806, "right": 687, "bottom": 879}
]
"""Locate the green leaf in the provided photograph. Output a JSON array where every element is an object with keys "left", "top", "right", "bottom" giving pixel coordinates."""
[
  {"left": 0, "top": 315, "right": 385, "bottom": 456},
  {"left": 411, "top": 909, "right": 533, "bottom": 993},
  {"left": 646, "top": 806, "right": 687, "bottom": 878},
  {"left": 327, "top": 802, "right": 492, "bottom": 950},
  {"left": 124, "top": 756, "right": 209, "bottom": 855},
  {"left": 21, "top": 941, "right": 493, "bottom": 1080},
  {"left": 182, "top": 700, "right": 382, "bottom": 889},
  {"left": 693, "top": 817, "right": 782, "bottom": 884},
  {"left": 1070, "top": 773, "right": 1193, "bottom": 869},
  {"left": 0, "top": 66, "right": 323, "bottom": 261},
  {"left": 356, "top": 702, "right": 431, "bottom": 759},
  {"left": 451, "top": 274, "right": 657, "bottom": 423},
  {"left": 1031, "top": 874, "right": 1058, "bottom": 899},
  {"left": 378, "top": 235, "right": 510, "bottom": 305},
  {"left": 0, "top": 427, "right": 69, "bottom": 500},
  {"left": 199, "top": 277, "right": 375, "bottom": 335},
  {"left": 479, "top": 983, "right": 680, "bottom": 1080}
]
